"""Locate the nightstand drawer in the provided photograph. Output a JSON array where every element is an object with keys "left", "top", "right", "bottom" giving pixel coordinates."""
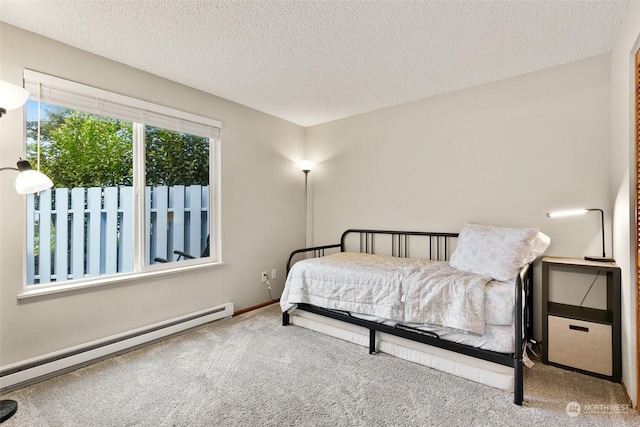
[{"left": 547, "top": 315, "right": 612, "bottom": 376}]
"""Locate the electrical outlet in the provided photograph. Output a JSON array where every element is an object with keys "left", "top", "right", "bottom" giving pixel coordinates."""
[
  {"left": 271, "top": 269, "right": 277, "bottom": 280},
  {"left": 261, "top": 271, "right": 268, "bottom": 283}
]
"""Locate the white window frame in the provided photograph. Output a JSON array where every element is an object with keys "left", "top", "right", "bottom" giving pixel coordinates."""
[{"left": 18, "top": 70, "right": 223, "bottom": 299}]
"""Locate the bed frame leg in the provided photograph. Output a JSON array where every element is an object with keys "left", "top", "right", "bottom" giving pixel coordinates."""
[
  {"left": 513, "top": 362, "right": 523, "bottom": 405},
  {"left": 369, "top": 329, "right": 376, "bottom": 354},
  {"left": 282, "top": 312, "right": 290, "bottom": 326}
]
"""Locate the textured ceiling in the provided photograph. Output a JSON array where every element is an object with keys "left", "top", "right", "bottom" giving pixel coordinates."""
[{"left": 0, "top": 1, "right": 629, "bottom": 127}]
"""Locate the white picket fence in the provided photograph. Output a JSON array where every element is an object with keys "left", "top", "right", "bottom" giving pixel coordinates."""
[{"left": 26, "top": 185, "right": 209, "bottom": 285}]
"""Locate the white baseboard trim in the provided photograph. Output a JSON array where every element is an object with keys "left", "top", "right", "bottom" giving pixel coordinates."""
[{"left": 0, "top": 302, "right": 234, "bottom": 393}]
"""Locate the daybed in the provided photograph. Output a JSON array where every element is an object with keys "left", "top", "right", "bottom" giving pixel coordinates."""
[{"left": 281, "top": 224, "right": 550, "bottom": 405}]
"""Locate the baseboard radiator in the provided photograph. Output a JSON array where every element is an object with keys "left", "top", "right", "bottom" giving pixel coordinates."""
[{"left": 0, "top": 302, "right": 234, "bottom": 394}]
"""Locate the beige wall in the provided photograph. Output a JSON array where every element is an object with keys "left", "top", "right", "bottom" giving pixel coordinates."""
[
  {"left": 611, "top": 0, "right": 640, "bottom": 408},
  {"left": 305, "top": 53, "right": 613, "bottom": 377},
  {"left": 306, "top": 55, "right": 612, "bottom": 256},
  {"left": 0, "top": 24, "right": 305, "bottom": 365}
]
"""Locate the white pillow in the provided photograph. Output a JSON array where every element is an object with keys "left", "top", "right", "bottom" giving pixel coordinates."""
[
  {"left": 449, "top": 222, "right": 540, "bottom": 282},
  {"left": 524, "top": 231, "right": 551, "bottom": 264}
]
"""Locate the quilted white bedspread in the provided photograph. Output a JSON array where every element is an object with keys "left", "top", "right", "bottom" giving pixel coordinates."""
[{"left": 281, "top": 252, "right": 493, "bottom": 334}]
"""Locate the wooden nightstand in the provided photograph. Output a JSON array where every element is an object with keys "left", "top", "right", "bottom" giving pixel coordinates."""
[{"left": 541, "top": 256, "right": 621, "bottom": 381}]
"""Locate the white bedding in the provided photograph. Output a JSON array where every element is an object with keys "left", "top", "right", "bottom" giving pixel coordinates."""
[
  {"left": 403, "top": 261, "right": 491, "bottom": 334},
  {"left": 281, "top": 252, "right": 516, "bottom": 338},
  {"left": 282, "top": 252, "right": 424, "bottom": 322}
]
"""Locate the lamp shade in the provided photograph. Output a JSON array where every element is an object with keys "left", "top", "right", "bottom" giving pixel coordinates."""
[
  {"left": 298, "top": 160, "right": 315, "bottom": 173},
  {"left": 0, "top": 80, "right": 29, "bottom": 112},
  {"left": 14, "top": 160, "right": 53, "bottom": 194}
]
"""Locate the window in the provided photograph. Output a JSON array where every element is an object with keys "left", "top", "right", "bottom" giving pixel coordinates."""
[{"left": 23, "top": 70, "right": 221, "bottom": 288}]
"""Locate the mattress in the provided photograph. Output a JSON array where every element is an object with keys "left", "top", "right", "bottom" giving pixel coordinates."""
[
  {"left": 346, "top": 311, "right": 515, "bottom": 353},
  {"left": 290, "top": 310, "right": 515, "bottom": 391},
  {"left": 282, "top": 252, "right": 517, "bottom": 352}
]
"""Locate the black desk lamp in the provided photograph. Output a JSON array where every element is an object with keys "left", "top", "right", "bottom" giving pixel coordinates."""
[{"left": 546, "top": 208, "right": 614, "bottom": 262}]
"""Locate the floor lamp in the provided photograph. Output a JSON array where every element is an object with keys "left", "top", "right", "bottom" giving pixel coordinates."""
[
  {"left": 298, "top": 160, "right": 314, "bottom": 247},
  {"left": 0, "top": 80, "right": 53, "bottom": 424}
]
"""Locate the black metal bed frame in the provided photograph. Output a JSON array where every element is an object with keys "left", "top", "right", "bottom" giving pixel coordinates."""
[{"left": 282, "top": 229, "right": 534, "bottom": 405}]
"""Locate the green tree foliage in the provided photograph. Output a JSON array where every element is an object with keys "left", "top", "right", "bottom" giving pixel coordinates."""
[
  {"left": 28, "top": 108, "right": 133, "bottom": 187},
  {"left": 145, "top": 126, "right": 209, "bottom": 186},
  {"left": 27, "top": 106, "right": 209, "bottom": 188}
]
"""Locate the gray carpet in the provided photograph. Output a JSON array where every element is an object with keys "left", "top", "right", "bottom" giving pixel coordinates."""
[{"left": 1, "top": 303, "right": 637, "bottom": 426}]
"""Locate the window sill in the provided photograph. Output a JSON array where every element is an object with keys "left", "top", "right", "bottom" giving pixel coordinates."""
[{"left": 17, "top": 261, "right": 225, "bottom": 300}]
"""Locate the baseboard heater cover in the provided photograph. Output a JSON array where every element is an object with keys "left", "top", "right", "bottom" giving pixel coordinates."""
[{"left": 0, "top": 302, "right": 234, "bottom": 393}]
